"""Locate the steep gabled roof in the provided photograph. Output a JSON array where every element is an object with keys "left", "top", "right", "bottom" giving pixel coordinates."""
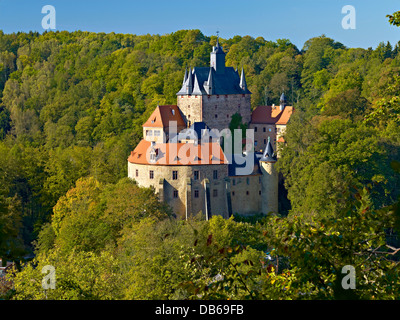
[
  {"left": 142, "top": 105, "right": 186, "bottom": 128},
  {"left": 251, "top": 105, "right": 294, "bottom": 125},
  {"left": 128, "top": 140, "right": 228, "bottom": 166},
  {"left": 177, "top": 67, "right": 251, "bottom": 95}
]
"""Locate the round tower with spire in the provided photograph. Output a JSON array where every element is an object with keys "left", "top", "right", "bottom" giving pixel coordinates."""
[{"left": 259, "top": 137, "right": 278, "bottom": 215}]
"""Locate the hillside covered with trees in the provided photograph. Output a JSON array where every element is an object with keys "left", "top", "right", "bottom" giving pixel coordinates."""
[{"left": 1, "top": 12, "right": 400, "bottom": 299}]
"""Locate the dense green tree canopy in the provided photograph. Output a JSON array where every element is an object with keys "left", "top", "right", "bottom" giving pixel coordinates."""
[{"left": 0, "top": 22, "right": 400, "bottom": 300}]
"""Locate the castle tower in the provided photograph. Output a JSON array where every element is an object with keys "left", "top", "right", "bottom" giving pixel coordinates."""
[
  {"left": 259, "top": 137, "right": 278, "bottom": 215},
  {"left": 210, "top": 38, "right": 226, "bottom": 74},
  {"left": 176, "top": 36, "right": 252, "bottom": 132}
]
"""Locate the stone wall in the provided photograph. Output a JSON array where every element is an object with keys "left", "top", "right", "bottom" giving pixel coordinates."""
[
  {"left": 229, "top": 174, "right": 262, "bottom": 215},
  {"left": 177, "top": 95, "right": 202, "bottom": 127},
  {"left": 248, "top": 123, "right": 276, "bottom": 153},
  {"left": 177, "top": 93, "right": 251, "bottom": 132},
  {"left": 260, "top": 161, "right": 278, "bottom": 215},
  {"left": 202, "top": 94, "right": 251, "bottom": 131},
  {"left": 127, "top": 161, "right": 229, "bottom": 219}
]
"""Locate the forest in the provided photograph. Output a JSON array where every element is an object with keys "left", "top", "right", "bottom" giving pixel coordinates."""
[{"left": 0, "top": 11, "right": 400, "bottom": 300}]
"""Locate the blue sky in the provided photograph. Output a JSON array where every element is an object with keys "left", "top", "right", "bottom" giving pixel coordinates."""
[{"left": 0, "top": 0, "right": 399, "bottom": 50}]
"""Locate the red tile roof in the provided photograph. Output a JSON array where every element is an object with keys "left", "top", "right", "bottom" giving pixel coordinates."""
[
  {"left": 142, "top": 105, "right": 186, "bottom": 128},
  {"left": 128, "top": 140, "right": 228, "bottom": 166},
  {"left": 251, "top": 105, "right": 294, "bottom": 125}
]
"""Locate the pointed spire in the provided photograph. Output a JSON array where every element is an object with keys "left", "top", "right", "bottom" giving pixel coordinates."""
[
  {"left": 182, "top": 67, "right": 188, "bottom": 85},
  {"left": 205, "top": 67, "right": 214, "bottom": 95},
  {"left": 260, "top": 137, "right": 276, "bottom": 162},
  {"left": 186, "top": 67, "right": 193, "bottom": 94},
  {"left": 192, "top": 73, "right": 202, "bottom": 95},
  {"left": 240, "top": 67, "right": 247, "bottom": 91},
  {"left": 280, "top": 92, "right": 287, "bottom": 111}
]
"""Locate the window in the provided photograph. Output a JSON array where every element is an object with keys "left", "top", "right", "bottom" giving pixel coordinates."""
[
  {"left": 246, "top": 191, "right": 249, "bottom": 195},
  {"left": 264, "top": 139, "right": 267, "bottom": 144},
  {"left": 246, "top": 177, "right": 250, "bottom": 185},
  {"left": 269, "top": 128, "right": 272, "bottom": 132},
  {"left": 213, "top": 189, "right": 218, "bottom": 197},
  {"left": 173, "top": 190, "right": 179, "bottom": 198},
  {"left": 149, "top": 170, "right": 154, "bottom": 179},
  {"left": 227, "top": 114, "right": 229, "bottom": 118},
  {"left": 232, "top": 179, "right": 236, "bottom": 186},
  {"left": 135, "top": 169, "right": 138, "bottom": 177},
  {"left": 213, "top": 170, "right": 218, "bottom": 179},
  {"left": 232, "top": 191, "right": 235, "bottom": 196},
  {"left": 215, "top": 114, "right": 218, "bottom": 118},
  {"left": 154, "top": 130, "right": 161, "bottom": 136},
  {"left": 255, "top": 140, "right": 258, "bottom": 146},
  {"left": 172, "top": 171, "right": 178, "bottom": 180},
  {"left": 194, "top": 190, "right": 199, "bottom": 198},
  {"left": 259, "top": 190, "right": 261, "bottom": 195},
  {"left": 263, "top": 127, "right": 266, "bottom": 132},
  {"left": 254, "top": 126, "right": 257, "bottom": 132},
  {"left": 146, "top": 130, "right": 153, "bottom": 136},
  {"left": 194, "top": 170, "right": 199, "bottom": 180}
]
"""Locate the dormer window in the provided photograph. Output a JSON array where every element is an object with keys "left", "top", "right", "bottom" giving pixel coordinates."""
[{"left": 172, "top": 109, "right": 175, "bottom": 115}]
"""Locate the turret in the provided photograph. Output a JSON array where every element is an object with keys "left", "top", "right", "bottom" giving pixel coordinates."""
[
  {"left": 280, "top": 93, "right": 287, "bottom": 111},
  {"left": 240, "top": 67, "right": 248, "bottom": 91},
  {"left": 182, "top": 67, "right": 188, "bottom": 86},
  {"left": 204, "top": 67, "right": 214, "bottom": 95},
  {"left": 210, "top": 38, "right": 226, "bottom": 74},
  {"left": 186, "top": 68, "right": 193, "bottom": 94},
  {"left": 259, "top": 137, "right": 278, "bottom": 215}
]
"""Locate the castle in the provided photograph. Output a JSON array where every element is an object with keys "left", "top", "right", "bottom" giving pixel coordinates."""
[{"left": 128, "top": 39, "right": 293, "bottom": 219}]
